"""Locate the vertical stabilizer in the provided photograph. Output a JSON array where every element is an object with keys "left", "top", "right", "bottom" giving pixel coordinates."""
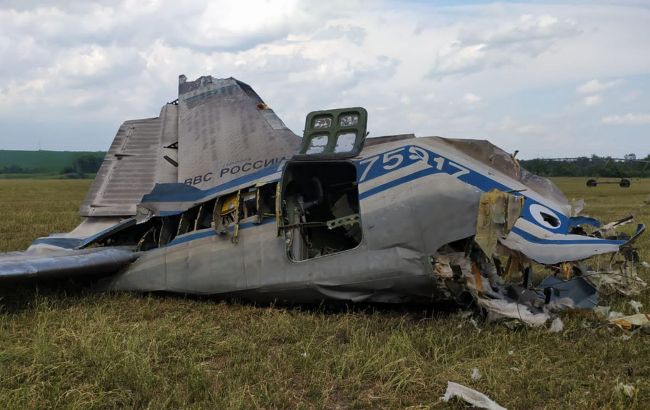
[
  {"left": 177, "top": 75, "right": 301, "bottom": 190},
  {"left": 79, "top": 75, "right": 300, "bottom": 216}
]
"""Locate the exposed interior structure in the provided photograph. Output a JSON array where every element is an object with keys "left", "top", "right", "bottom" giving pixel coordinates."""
[
  {"left": 87, "top": 181, "right": 279, "bottom": 250},
  {"left": 280, "top": 161, "right": 361, "bottom": 261}
]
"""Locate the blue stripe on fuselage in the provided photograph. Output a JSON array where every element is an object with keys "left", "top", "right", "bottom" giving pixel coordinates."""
[
  {"left": 73, "top": 143, "right": 601, "bottom": 250},
  {"left": 356, "top": 144, "right": 571, "bottom": 234},
  {"left": 141, "top": 162, "right": 283, "bottom": 204}
]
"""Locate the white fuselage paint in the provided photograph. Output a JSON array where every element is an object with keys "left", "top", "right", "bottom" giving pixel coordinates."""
[{"left": 99, "top": 137, "right": 627, "bottom": 298}]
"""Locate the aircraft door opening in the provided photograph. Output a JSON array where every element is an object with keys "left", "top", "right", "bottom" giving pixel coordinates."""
[{"left": 280, "top": 161, "right": 362, "bottom": 261}]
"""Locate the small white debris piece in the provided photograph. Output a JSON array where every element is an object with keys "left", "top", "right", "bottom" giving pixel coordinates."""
[
  {"left": 471, "top": 367, "right": 482, "bottom": 381},
  {"left": 442, "top": 381, "right": 507, "bottom": 410},
  {"left": 609, "top": 313, "right": 650, "bottom": 331},
  {"left": 571, "top": 199, "right": 585, "bottom": 216},
  {"left": 545, "top": 297, "right": 574, "bottom": 312},
  {"left": 549, "top": 317, "right": 564, "bottom": 333},
  {"left": 478, "top": 298, "right": 549, "bottom": 327},
  {"left": 507, "top": 350, "right": 514, "bottom": 356},
  {"left": 593, "top": 306, "right": 610, "bottom": 321},
  {"left": 628, "top": 300, "right": 643, "bottom": 314},
  {"left": 641, "top": 261, "right": 649, "bottom": 268},
  {"left": 469, "top": 317, "right": 482, "bottom": 333},
  {"left": 615, "top": 382, "right": 636, "bottom": 398},
  {"left": 608, "top": 310, "right": 625, "bottom": 320},
  {"left": 587, "top": 268, "right": 647, "bottom": 296}
]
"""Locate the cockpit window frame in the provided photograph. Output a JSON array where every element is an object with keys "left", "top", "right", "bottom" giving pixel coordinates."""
[{"left": 296, "top": 107, "right": 368, "bottom": 160}]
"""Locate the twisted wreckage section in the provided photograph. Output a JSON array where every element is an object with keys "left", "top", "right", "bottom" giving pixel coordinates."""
[{"left": 433, "top": 184, "right": 646, "bottom": 328}]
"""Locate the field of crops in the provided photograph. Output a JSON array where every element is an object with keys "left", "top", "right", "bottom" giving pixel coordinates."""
[{"left": 1, "top": 178, "right": 649, "bottom": 408}]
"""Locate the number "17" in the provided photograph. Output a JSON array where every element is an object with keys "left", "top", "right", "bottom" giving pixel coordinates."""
[{"left": 433, "top": 157, "right": 469, "bottom": 177}]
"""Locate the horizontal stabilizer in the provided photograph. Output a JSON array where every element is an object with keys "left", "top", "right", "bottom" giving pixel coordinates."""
[{"left": 79, "top": 104, "right": 179, "bottom": 217}]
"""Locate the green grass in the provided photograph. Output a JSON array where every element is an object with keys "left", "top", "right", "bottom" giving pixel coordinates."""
[{"left": 1, "top": 178, "right": 649, "bottom": 409}]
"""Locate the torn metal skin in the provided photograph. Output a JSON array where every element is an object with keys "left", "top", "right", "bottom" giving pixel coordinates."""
[
  {"left": 0, "top": 74, "right": 646, "bottom": 327},
  {"left": 433, "top": 189, "right": 646, "bottom": 327}
]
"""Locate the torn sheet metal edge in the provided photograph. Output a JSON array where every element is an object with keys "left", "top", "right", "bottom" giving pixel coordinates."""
[
  {"left": 537, "top": 276, "right": 598, "bottom": 310},
  {"left": 609, "top": 313, "right": 650, "bottom": 331},
  {"left": 477, "top": 297, "right": 550, "bottom": 327},
  {"left": 441, "top": 381, "right": 507, "bottom": 410}
]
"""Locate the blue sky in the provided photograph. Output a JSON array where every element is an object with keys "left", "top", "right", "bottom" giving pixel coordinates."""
[{"left": 0, "top": 0, "right": 649, "bottom": 158}]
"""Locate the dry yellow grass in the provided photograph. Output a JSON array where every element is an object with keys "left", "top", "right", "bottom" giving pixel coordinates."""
[{"left": 0, "top": 178, "right": 649, "bottom": 409}]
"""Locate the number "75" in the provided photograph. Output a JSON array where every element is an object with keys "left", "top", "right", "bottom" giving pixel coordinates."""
[{"left": 358, "top": 146, "right": 469, "bottom": 182}]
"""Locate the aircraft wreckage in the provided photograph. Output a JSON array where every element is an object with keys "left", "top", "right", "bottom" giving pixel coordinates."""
[{"left": 1, "top": 75, "right": 646, "bottom": 325}]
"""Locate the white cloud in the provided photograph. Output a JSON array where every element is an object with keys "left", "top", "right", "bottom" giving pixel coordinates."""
[
  {"left": 463, "top": 93, "right": 482, "bottom": 104},
  {"left": 0, "top": 0, "right": 649, "bottom": 156},
  {"left": 601, "top": 113, "right": 650, "bottom": 125},
  {"left": 488, "top": 116, "right": 546, "bottom": 135},
  {"left": 583, "top": 94, "right": 603, "bottom": 106},
  {"left": 577, "top": 79, "right": 620, "bottom": 94},
  {"left": 431, "top": 13, "right": 579, "bottom": 76}
]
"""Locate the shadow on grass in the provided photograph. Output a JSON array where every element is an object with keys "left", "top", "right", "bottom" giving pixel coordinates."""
[{"left": 0, "top": 277, "right": 468, "bottom": 321}]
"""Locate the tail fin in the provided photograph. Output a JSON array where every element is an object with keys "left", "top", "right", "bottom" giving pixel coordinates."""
[
  {"left": 80, "top": 75, "right": 301, "bottom": 217},
  {"left": 176, "top": 76, "right": 301, "bottom": 190}
]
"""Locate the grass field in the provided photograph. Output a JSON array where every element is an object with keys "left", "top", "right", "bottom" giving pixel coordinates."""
[{"left": 0, "top": 178, "right": 649, "bottom": 409}]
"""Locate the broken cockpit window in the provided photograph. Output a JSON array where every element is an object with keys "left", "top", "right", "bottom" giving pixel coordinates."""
[{"left": 280, "top": 161, "right": 362, "bottom": 261}]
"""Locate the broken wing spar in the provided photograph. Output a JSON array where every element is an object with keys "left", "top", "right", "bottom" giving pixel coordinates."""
[{"left": 0, "top": 75, "right": 645, "bottom": 323}]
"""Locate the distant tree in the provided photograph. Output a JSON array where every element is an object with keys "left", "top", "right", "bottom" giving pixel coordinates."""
[
  {"left": 62, "top": 154, "right": 104, "bottom": 175},
  {"left": 520, "top": 155, "right": 650, "bottom": 178},
  {"left": 1, "top": 165, "right": 28, "bottom": 174}
]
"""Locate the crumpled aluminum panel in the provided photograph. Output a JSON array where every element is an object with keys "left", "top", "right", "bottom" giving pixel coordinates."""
[{"left": 440, "top": 138, "right": 569, "bottom": 208}]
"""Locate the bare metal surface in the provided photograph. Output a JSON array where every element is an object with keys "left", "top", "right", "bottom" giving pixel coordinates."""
[
  {"left": 2, "top": 75, "right": 641, "bottom": 315},
  {"left": 80, "top": 76, "right": 301, "bottom": 216},
  {"left": 0, "top": 248, "right": 138, "bottom": 280},
  {"left": 177, "top": 76, "right": 301, "bottom": 190},
  {"left": 79, "top": 115, "right": 166, "bottom": 217}
]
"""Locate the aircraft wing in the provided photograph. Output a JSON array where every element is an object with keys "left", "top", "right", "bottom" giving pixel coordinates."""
[{"left": 0, "top": 247, "right": 138, "bottom": 281}]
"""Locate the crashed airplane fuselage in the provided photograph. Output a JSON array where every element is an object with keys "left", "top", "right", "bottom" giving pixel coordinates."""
[{"left": 0, "top": 75, "right": 644, "bottom": 308}]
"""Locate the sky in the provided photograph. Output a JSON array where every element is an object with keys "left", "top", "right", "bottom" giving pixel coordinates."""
[{"left": 0, "top": 0, "right": 649, "bottom": 159}]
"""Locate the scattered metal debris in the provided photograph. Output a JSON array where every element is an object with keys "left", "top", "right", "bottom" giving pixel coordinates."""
[
  {"left": 628, "top": 300, "right": 643, "bottom": 314},
  {"left": 549, "top": 317, "right": 564, "bottom": 333},
  {"left": 441, "top": 381, "right": 506, "bottom": 410},
  {"left": 586, "top": 265, "right": 647, "bottom": 297},
  {"left": 471, "top": 367, "right": 482, "bottom": 381},
  {"left": 609, "top": 313, "right": 650, "bottom": 331},
  {"left": 477, "top": 298, "right": 549, "bottom": 327},
  {"left": 538, "top": 276, "right": 598, "bottom": 309}
]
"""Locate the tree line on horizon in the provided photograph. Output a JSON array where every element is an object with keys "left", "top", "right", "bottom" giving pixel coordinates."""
[
  {"left": 521, "top": 155, "right": 650, "bottom": 178},
  {"left": 2, "top": 151, "right": 650, "bottom": 178},
  {"left": 0, "top": 153, "right": 104, "bottom": 176}
]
